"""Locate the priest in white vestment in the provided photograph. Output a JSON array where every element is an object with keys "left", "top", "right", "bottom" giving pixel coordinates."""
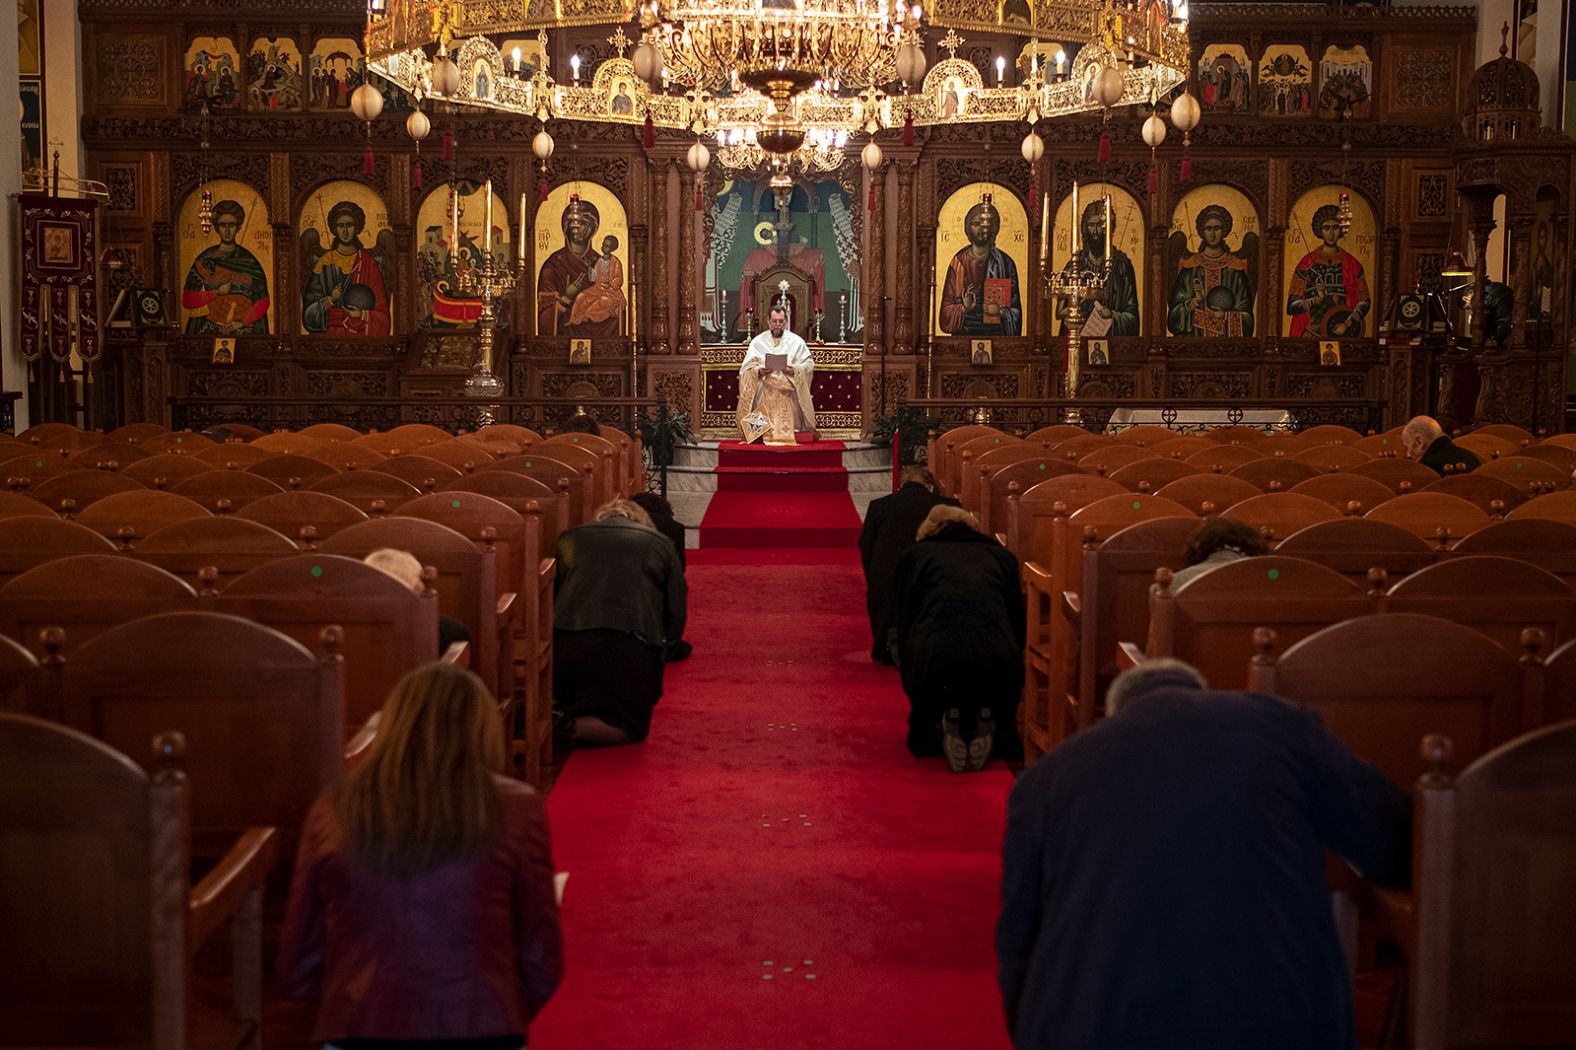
[{"left": 737, "top": 305, "right": 816, "bottom": 444}]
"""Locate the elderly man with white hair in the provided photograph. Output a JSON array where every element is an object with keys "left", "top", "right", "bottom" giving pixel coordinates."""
[
  {"left": 997, "top": 659, "right": 1410, "bottom": 1050},
  {"left": 1401, "top": 414, "right": 1481, "bottom": 476}
]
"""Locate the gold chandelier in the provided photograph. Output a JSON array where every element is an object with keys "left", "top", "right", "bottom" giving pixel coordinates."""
[{"left": 367, "top": 1, "right": 1193, "bottom": 174}]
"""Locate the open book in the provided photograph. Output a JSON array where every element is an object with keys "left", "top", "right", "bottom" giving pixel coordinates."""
[{"left": 763, "top": 352, "right": 790, "bottom": 373}]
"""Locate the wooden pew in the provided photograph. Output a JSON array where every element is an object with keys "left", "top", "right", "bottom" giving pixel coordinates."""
[
  {"left": 543, "top": 432, "right": 623, "bottom": 503},
  {"left": 133, "top": 516, "right": 298, "bottom": 591},
  {"left": 74, "top": 490, "right": 210, "bottom": 546},
  {"left": 1184, "top": 443, "right": 1264, "bottom": 473},
  {"left": 0, "top": 713, "right": 278, "bottom": 1050},
  {"left": 306, "top": 441, "right": 391, "bottom": 471},
  {"left": 72, "top": 440, "right": 156, "bottom": 470},
  {"left": 298, "top": 422, "right": 363, "bottom": 442},
  {"left": 441, "top": 472, "right": 567, "bottom": 561},
  {"left": 28, "top": 469, "right": 145, "bottom": 515},
  {"left": 1382, "top": 555, "right": 1576, "bottom": 655},
  {"left": 1347, "top": 456, "right": 1438, "bottom": 493},
  {"left": 0, "top": 555, "right": 198, "bottom": 667},
  {"left": 235, "top": 490, "right": 367, "bottom": 545},
  {"left": 1418, "top": 472, "right": 1523, "bottom": 515},
  {"left": 980, "top": 458, "right": 1086, "bottom": 539},
  {"left": 245, "top": 453, "right": 340, "bottom": 489},
  {"left": 1110, "top": 424, "right": 1178, "bottom": 448},
  {"left": 0, "top": 517, "right": 118, "bottom": 587},
  {"left": 0, "top": 490, "right": 54, "bottom": 521},
  {"left": 1506, "top": 489, "right": 1576, "bottom": 526},
  {"left": 482, "top": 454, "right": 592, "bottom": 526},
  {"left": 60, "top": 611, "right": 348, "bottom": 864},
  {"left": 1132, "top": 557, "right": 1371, "bottom": 690},
  {"left": 119, "top": 453, "right": 219, "bottom": 485},
  {"left": 1002, "top": 475, "right": 1126, "bottom": 556},
  {"left": 1106, "top": 456, "right": 1206, "bottom": 494},
  {"left": 218, "top": 554, "right": 440, "bottom": 735},
  {"left": 1077, "top": 444, "right": 1154, "bottom": 477},
  {"left": 372, "top": 453, "right": 464, "bottom": 492},
  {"left": 1152, "top": 473, "right": 1260, "bottom": 516},
  {"left": 1364, "top": 491, "right": 1491, "bottom": 547},
  {"left": 170, "top": 469, "right": 285, "bottom": 513},
  {"left": 251, "top": 432, "right": 327, "bottom": 455},
  {"left": 1408, "top": 722, "right": 1576, "bottom": 1049},
  {"left": 1543, "top": 638, "right": 1576, "bottom": 725},
  {"left": 1272, "top": 517, "right": 1436, "bottom": 587},
  {"left": 321, "top": 517, "right": 509, "bottom": 703},
  {"left": 1150, "top": 435, "right": 1215, "bottom": 459},
  {"left": 1228, "top": 456, "right": 1320, "bottom": 493},
  {"left": 930, "top": 425, "right": 1005, "bottom": 498},
  {"left": 193, "top": 442, "right": 278, "bottom": 469},
  {"left": 1475, "top": 454, "right": 1572, "bottom": 494},
  {"left": 1447, "top": 517, "right": 1576, "bottom": 589},
  {"left": 1248, "top": 613, "right": 1529, "bottom": 782},
  {"left": 308, "top": 470, "right": 423, "bottom": 515},
  {"left": 1286, "top": 472, "right": 1396, "bottom": 513},
  {"left": 1223, "top": 491, "right": 1343, "bottom": 543},
  {"left": 1292, "top": 444, "right": 1372, "bottom": 472},
  {"left": 1297, "top": 424, "right": 1363, "bottom": 445},
  {"left": 1025, "top": 511, "right": 1195, "bottom": 765},
  {"left": 416, "top": 438, "right": 498, "bottom": 472},
  {"left": 535, "top": 440, "right": 611, "bottom": 509},
  {"left": 962, "top": 443, "right": 1050, "bottom": 516}
]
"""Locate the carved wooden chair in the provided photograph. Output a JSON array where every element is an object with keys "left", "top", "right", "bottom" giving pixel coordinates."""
[
  {"left": 963, "top": 444, "right": 1053, "bottom": 518},
  {"left": 1447, "top": 517, "right": 1576, "bottom": 590},
  {"left": 120, "top": 453, "right": 220, "bottom": 487},
  {"left": 1221, "top": 491, "right": 1343, "bottom": 544},
  {"left": 980, "top": 457, "right": 1085, "bottom": 539},
  {"left": 1152, "top": 472, "right": 1260, "bottom": 516},
  {"left": 1272, "top": 516, "right": 1436, "bottom": 587},
  {"left": 1184, "top": 443, "right": 1265, "bottom": 474},
  {"left": 1363, "top": 491, "right": 1492, "bottom": 547},
  {"left": 1106, "top": 456, "right": 1207, "bottom": 496},
  {"left": 1346, "top": 456, "right": 1439, "bottom": 493},
  {"left": 929, "top": 425, "right": 1007, "bottom": 496},
  {"left": 371, "top": 453, "right": 464, "bottom": 492},
  {"left": 303, "top": 442, "right": 390, "bottom": 471},
  {"left": 244, "top": 453, "right": 340, "bottom": 490},
  {"left": 1473, "top": 454, "right": 1571, "bottom": 495},
  {"left": 482, "top": 454, "right": 592, "bottom": 527},
  {"left": 1227, "top": 455, "right": 1320, "bottom": 493},
  {"left": 1506, "top": 489, "right": 1576, "bottom": 526},
  {"left": 192, "top": 442, "right": 279, "bottom": 469},
  {"left": 0, "top": 713, "right": 278, "bottom": 1050},
  {"left": 441, "top": 473, "right": 567, "bottom": 561},
  {"left": 1002, "top": 474, "right": 1125, "bottom": 557},
  {"left": 533, "top": 441, "right": 612, "bottom": 510},
  {"left": 75, "top": 490, "right": 210, "bottom": 545},
  {"left": 1292, "top": 444, "right": 1373, "bottom": 473},
  {"left": 29, "top": 469, "right": 146, "bottom": 516},
  {"left": 1286, "top": 472, "right": 1396, "bottom": 514}
]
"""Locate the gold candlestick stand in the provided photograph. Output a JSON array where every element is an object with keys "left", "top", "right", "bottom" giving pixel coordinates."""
[{"left": 458, "top": 253, "right": 518, "bottom": 425}]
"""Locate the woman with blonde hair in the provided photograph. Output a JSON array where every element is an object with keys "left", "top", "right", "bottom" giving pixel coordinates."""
[
  {"left": 552, "top": 498, "right": 687, "bottom": 746},
  {"left": 894, "top": 503, "right": 1025, "bottom": 772},
  {"left": 278, "top": 662, "right": 562, "bottom": 1048}
]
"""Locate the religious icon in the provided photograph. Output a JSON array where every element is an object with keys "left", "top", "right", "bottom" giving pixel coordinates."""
[
  {"left": 179, "top": 180, "right": 272, "bottom": 336},
  {"left": 471, "top": 57, "right": 492, "bottom": 100},
  {"left": 940, "top": 77, "right": 963, "bottom": 117},
  {"left": 937, "top": 188, "right": 1025, "bottom": 337},
  {"left": 309, "top": 38, "right": 363, "bottom": 111},
  {"left": 1528, "top": 195, "right": 1556, "bottom": 320},
  {"left": 211, "top": 337, "right": 236, "bottom": 365},
  {"left": 501, "top": 37, "right": 548, "bottom": 80},
  {"left": 1318, "top": 44, "right": 1372, "bottom": 119},
  {"left": 1258, "top": 45, "right": 1312, "bottom": 118},
  {"left": 248, "top": 36, "right": 303, "bottom": 111},
  {"left": 1087, "top": 339, "right": 1109, "bottom": 365},
  {"left": 535, "top": 183, "right": 629, "bottom": 338},
  {"left": 184, "top": 36, "right": 242, "bottom": 112},
  {"left": 1166, "top": 186, "right": 1259, "bottom": 337},
  {"left": 971, "top": 339, "right": 993, "bottom": 365},
  {"left": 1198, "top": 45, "right": 1251, "bottom": 114},
  {"left": 300, "top": 182, "right": 395, "bottom": 336},
  {"left": 1000, "top": 0, "right": 1032, "bottom": 28},
  {"left": 416, "top": 181, "right": 511, "bottom": 329},
  {"left": 1063, "top": 195, "right": 1141, "bottom": 337},
  {"left": 1283, "top": 187, "right": 1375, "bottom": 337},
  {"left": 610, "top": 80, "right": 634, "bottom": 115},
  {"left": 569, "top": 339, "right": 592, "bottom": 365},
  {"left": 1319, "top": 341, "right": 1341, "bottom": 366},
  {"left": 39, "top": 225, "right": 74, "bottom": 266}
]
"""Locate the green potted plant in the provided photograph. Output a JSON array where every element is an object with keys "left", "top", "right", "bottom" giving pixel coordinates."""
[
  {"left": 869, "top": 405, "right": 933, "bottom": 465},
  {"left": 638, "top": 407, "right": 694, "bottom": 467}
]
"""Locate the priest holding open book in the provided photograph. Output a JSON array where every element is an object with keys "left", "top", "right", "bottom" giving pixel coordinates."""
[{"left": 737, "top": 304, "right": 817, "bottom": 444}]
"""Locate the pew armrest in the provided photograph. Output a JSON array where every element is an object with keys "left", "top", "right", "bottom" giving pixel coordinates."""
[
  {"left": 497, "top": 591, "right": 518, "bottom": 624},
  {"left": 1115, "top": 641, "right": 1144, "bottom": 673},
  {"left": 441, "top": 639, "right": 470, "bottom": 667},
  {"left": 343, "top": 712, "right": 382, "bottom": 767},
  {"left": 1061, "top": 590, "right": 1081, "bottom": 626},
  {"left": 188, "top": 826, "right": 278, "bottom": 951}
]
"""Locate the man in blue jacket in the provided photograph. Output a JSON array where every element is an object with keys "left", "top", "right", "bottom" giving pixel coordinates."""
[{"left": 997, "top": 660, "right": 1410, "bottom": 1049}]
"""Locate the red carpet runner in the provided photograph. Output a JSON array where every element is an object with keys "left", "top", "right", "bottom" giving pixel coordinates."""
[
  {"left": 529, "top": 552, "right": 1016, "bottom": 1049},
  {"left": 698, "top": 441, "right": 864, "bottom": 549}
]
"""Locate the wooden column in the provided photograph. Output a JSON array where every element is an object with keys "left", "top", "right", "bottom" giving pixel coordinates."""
[
  {"left": 864, "top": 162, "right": 886, "bottom": 351},
  {"left": 628, "top": 145, "right": 649, "bottom": 351},
  {"left": 893, "top": 161, "right": 916, "bottom": 356},
  {"left": 677, "top": 162, "right": 699, "bottom": 356},
  {"left": 649, "top": 158, "right": 672, "bottom": 355}
]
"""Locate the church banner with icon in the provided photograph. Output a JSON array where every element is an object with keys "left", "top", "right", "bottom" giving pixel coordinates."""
[{"left": 18, "top": 193, "right": 101, "bottom": 377}]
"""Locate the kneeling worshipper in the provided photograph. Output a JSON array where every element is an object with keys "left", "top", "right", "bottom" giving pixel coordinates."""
[{"left": 737, "top": 304, "right": 816, "bottom": 445}]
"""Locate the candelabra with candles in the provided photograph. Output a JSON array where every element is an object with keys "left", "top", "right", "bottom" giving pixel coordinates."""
[
  {"left": 1040, "top": 181, "right": 1111, "bottom": 424},
  {"left": 456, "top": 178, "right": 521, "bottom": 422}
]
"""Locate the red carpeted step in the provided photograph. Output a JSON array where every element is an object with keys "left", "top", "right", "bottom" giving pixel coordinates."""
[
  {"left": 529, "top": 560, "right": 1015, "bottom": 1050},
  {"left": 716, "top": 439, "right": 847, "bottom": 471},
  {"left": 699, "top": 492, "right": 862, "bottom": 548},
  {"left": 714, "top": 466, "right": 851, "bottom": 493}
]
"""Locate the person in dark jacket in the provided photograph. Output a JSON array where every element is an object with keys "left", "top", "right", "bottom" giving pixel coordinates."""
[
  {"left": 1402, "top": 414, "right": 1481, "bottom": 475},
  {"left": 858, "top": 466, "right": 959, "bottom": 664},
  {"left": 997, "top": 660, "right": 1410, "bottom": 1050},
  {"left": 631, "top": 490, "right": 691, "bottom": 660},
  {"left": 553, "top": 498, "right": 687, "bottom": 746},
  {"left": 893, "top": 505, "right": 1025, "bottom": 771},
  {"left": 278, "top": 662, "right": 562, "bottom": 1048}
]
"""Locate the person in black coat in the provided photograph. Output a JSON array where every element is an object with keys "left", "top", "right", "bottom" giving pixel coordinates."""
[
  {"left": 631, "top": 491, "right": 691, "bottom": 661},
  {"left": 1401, "top": 414, "right": 1481, "bottom": 475},
  {"left": 858, "top": 466, "right": 958, "bottom": 664},
  {"left": 893, "top": 505, "right": 1025, "bottom": 771},
  {"left": 997, "top": 660, "right": 1410, "bottom": 1050}
]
